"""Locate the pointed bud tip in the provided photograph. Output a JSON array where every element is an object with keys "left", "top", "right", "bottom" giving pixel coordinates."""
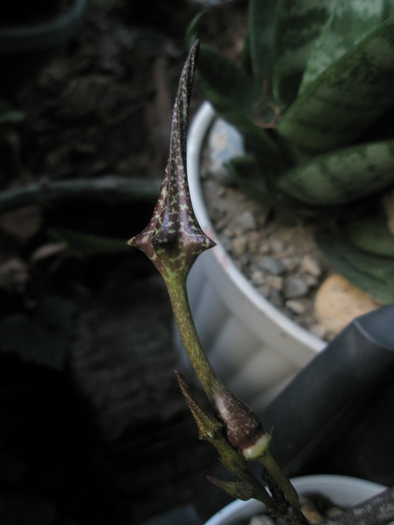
[{"left": 213, "top": 388, "right": 269, "bottom": 457}]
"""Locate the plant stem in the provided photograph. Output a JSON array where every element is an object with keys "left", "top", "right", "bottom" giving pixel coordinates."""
[
  {"left": 256, "top": 450, "right": 300, "bottom": 511},
  {"left": 165, "top": 272, "right": 223, "bottom": 401}
]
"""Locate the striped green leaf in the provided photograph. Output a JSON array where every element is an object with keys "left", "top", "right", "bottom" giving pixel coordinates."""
[
  {"left": 249, "top": 0, "right": 277, "bottom": 90},
  {"left": 273, "top": 0, "right": 334, "bottom": 107},
  {"left": 346, "top": 213, "right": 394, "bottom": 257},
  {"left": 316, "top": 231, "right": 394, "bottom": 302},
  {"left": 299, "top": 0, "right": 385, "bottom": 92},
  {"left": 277, "top": 139, "right": 394, "bottom": 206},
  {"left": 277, "top": 16, "right": 394, "bottom": 153}
]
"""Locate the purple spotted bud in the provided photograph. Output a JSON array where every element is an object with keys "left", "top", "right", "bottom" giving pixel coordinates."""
[
  {"left": 213, "top": 387, "right": 270, "bottom": 459},
  {"left": 129, "top": 40, "right": 215, "bottom": 281}
]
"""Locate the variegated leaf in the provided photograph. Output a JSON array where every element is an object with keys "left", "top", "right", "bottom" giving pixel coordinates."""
[
  {"left": 316, "top": 232, "right": 394, "bottom": 302},
  {"left": 277, "top": 139, "right": 394, "bottom": 205},
  {"left": 277, "top": 16, "right": 394, "bottom": 153},
  {"left": 273, "top": 0, "right": 334, "bottom": 107},
  {"left": 299, "top": 0, "right": 385, "bottom": 93},
  {"left": 248, "top": 0, "right": 277, "bottom": 90},
  {"left": 347, "top": 213, "right": 394, "bottom": 257}
]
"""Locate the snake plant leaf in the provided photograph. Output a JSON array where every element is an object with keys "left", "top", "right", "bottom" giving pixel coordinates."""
[
  {"left": 346, "top": 214, "right": 394, "bottom": 257},
  {"left": 299, "top": 0, "right": 385, "bottom": 93},
  {"left": 273, "top": 0, "right": 334, "bottom": 108},
  {"left": 277, "top": 139, "right": 394, "bottom": 205},
  {"left": 384, "top": 0, "right": 394, "bottom": 18},
  {"left": 277, "top": 16, "right": 394, "bottom": 153},
  {"left": 248, "top": 0, "right": 277, "bottom": 91},
  {"left": 316, "top": 231, "right": 394, "bottom": 302}
]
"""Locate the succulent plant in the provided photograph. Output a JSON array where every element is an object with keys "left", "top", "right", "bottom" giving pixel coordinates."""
[
  {"left": 129, "top": 40, "right": 394, "bottom": 525},
  {"left": 186, "top": 0, "right": 394, "bottom": 303}
]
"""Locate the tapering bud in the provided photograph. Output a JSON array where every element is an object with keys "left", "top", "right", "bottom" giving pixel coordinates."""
[
  {"left": 213, "top": 387, "right": 271, "bottom": 459},
  {"left": 128, "top": 40, "right": 215, "bottom": 281},
  {"left": 175, "top": 370, "right": 223, "bottom": 442},
  {"left": 207, "top": 477, "right": 254, "bottom": 501}
]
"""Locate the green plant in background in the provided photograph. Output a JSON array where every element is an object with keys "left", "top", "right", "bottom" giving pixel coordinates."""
[
  {"left": 186, "top": 0, "right": 394, "bottom": 303},
  {"left": 130, "top": 41, "right": 394, "bottom": 525}
]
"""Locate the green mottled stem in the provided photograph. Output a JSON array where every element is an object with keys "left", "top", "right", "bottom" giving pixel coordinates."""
[
  {"left": 165, "top": 273, "right": 223, "bottom": 400},
  {"left": 256, "top": 450, "right": 300, "bottom": 512}
]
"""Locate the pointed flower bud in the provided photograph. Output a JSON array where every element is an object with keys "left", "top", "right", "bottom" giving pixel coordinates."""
[
  {"left": 175, "top": 370, "right": 223, "bottom": 442},
  {"left": 213, "top": 386, "right": 271, "bottom": 459},
  {"left": 207, "top": 477, "right": 254, "bottom": 501},
  {"left": 128, "top": 40, "right": 215, "bottom": 282}
]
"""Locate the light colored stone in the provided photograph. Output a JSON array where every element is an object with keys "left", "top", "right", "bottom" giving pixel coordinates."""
[
  {"left": 284, "top": 276, "right": 309, "bottom": 299},
  {"left": 249, "top": 515, "right": 275, "bottom": 525},
  {"left": 232, "top": 237, "right": 247, "bottom": 256},
  {"left": 315, "top": 274, "right": 381, "bottom": 337},
  {"left": 259, "top": 256, "right": 286, "bottom": 275},
  {"left": 235, "top": 211, "right": 257, "bottom": 231},
  {"left": 300, "top": 254, "right": 323, "bottom": 277},
  {"left": 282, "top": 256, "right": 301, "bottom": 272},
  {"left": 285, "top": 300, "right": 306, "bottom": 315},
  {"left": 251, "top": 270, "right": 265, "bottom": 286},
  {"left": 268, "top": 287, "right": 283, "bottom": 307},
  {"left": 259, "top": 242, "right": 271, "bottom": 255},
  {"left": 270, "top": 238, "right": 285, "bottom": 253},
  {"left": 309, "top": 323, "right": 329, "bottom": 339},
  {"left": 265, "top": 274, "right": 283, "bottom": 291}
]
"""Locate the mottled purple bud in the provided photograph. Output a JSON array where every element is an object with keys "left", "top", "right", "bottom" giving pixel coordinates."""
[
  {"left": 213, "top": 387, "right": 270, "bottom": 458},
  {"left": 129, "top": 40, "right": 215, "bottom": 280}
]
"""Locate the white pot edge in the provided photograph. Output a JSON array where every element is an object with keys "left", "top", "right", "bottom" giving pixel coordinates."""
[
  {"left": 204, "top": 474, "right": 388, "bottom": 525},
  {"left": 187, "top": 102, "right": 326, "bottom": 360}
]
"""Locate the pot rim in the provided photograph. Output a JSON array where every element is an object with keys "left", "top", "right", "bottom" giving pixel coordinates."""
[
  {"left": 187, "top": 102, "right": 325, "bottom": 356},
  {"left": 203, "top": 474, "right": 388, "bottom": 525}
]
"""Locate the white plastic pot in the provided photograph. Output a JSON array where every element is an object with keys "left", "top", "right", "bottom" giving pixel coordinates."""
[
  {"left": 174, "top": 102, "right": 326, "bottom": 410},
  {"left": 204, "top": 475, "right": 389, "bottom": 525}
]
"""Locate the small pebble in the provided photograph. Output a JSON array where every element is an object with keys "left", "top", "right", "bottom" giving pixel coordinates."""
[
  {"left": 232, "top": 237, "right": 247, "bottom": 256},
  {"left": 259, "top": 242, "right": 272, "bottom": 255},
  {"left": 309, "top": 323, "right": 329, "bottom": 339},
  {"left": 259, "top": 256, "right": 286, "bottom": 275},
  {"left": 265, "top": 275, "right": 283, "bottom": 291},
  {"left": 258, "top": 284, "right": 271, "bottom": 298},
  {"left": 284, "top": 276, "right": 309, "bottom": 299},
  {"left": 270, "top": 238, "right": 285, "bottom": 253},
  {"left": 285, "top": 300, "right": 306, "bottom": 315},
  {"left": 304, "top": 274, "right": 319, "bottom": 287},
  {"left": 251, "top": 270, "right": 265, "bottom": 286},
  {"left": 269, "top": 287, "right": 283, "bottom": 307},
  {"left": 223, "top": 227, "right": 234, "bottom": 238},
  {"left": 235, "top": 211, "right": 257, "bottom": 231},
  {"left": 281, "top": 256, "right": 300, "bottom": 272},
  {"left": 300, "top": 254, "right": 323, "bottom": 277}
]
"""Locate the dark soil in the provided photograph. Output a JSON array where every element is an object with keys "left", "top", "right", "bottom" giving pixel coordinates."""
[{"left": 0, "top": 1, "right": 249, "bottom": 524}]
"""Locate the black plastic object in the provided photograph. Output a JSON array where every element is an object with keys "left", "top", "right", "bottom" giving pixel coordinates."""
[{"left": 261, "top": 303, "right": 394, "bottom": 486}]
